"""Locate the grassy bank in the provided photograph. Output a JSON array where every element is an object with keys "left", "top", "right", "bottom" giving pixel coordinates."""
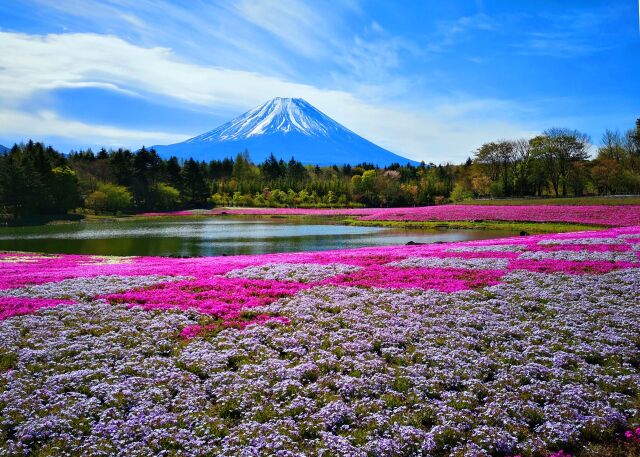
[{"left": 344, "top": 218, "right": 602, "bottom": 234}]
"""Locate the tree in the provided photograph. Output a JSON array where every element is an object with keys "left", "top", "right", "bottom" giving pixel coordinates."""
[
  {"left": 85, "top": 190, "right": 108, "bottom": 213},
  {"left": 474, "top": 140, "right": 515, "bottom": 196},
  {"left": 287, "top": 157, "right": 307, "bottom": 182},
  {"left": 182, "top": 159, "right": 209, "bottom": 206},
  {"left": 450, "top": 183, "right": 473, "bottom": 202},
  {"left": 513, "top": 138, "right": 532, "bottom": 196},
  {"left": 50, "top": 166, "right": 81, "bottom": 213},
  {"left": 471, "top": 174, "right": 492, "bottom": 197},
  {"left": 598, "top": 129, "right": 626, "bottom": 161},
  {"left": 109, "top": 149, "right": 134, "bottom": 186},
  {"left": 260, "top": 153, "right": 285, "bottom": 180},
  {"left": 232, "top": 150, "right": 253, "bottom": 180},
  {"left": 591, "top": 159, "right": 625, "bottom": 194},
  {"left": 86, "top": 183, "right": 131, "bottom": 214},
  {"left": 531, "top": 129, "right": 590, "bottom": 197},
  {"left": 166, "top": 156, "right": 183, "bottom": 190},
  {"left": 151, "top": 183, "right": 180, "bottom": 210}
]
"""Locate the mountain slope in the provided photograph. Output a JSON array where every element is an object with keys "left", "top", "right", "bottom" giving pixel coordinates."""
[
  {"left": 0, "top": 145, "right": 9, "bottom": 153},
  {"left": 154, "top": 98, "right": 418, "bottom": 166}
]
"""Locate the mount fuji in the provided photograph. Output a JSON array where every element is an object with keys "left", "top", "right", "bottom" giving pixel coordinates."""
[{"left": 154, "top": 98, "right": 418, "bottom": 166}]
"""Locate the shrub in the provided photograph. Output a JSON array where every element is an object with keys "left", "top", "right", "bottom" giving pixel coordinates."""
[{"left": 85, "top": 182, "right": 132, "bottom": 214}]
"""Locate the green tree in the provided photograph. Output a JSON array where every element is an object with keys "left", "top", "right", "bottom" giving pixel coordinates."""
[
  {"left": 450, "top": 183, "right": 473, "bottom": 202},
  {"left": 151, "top": 183, "right": 180, "bottom": 210},
  {"left": 92, "top": 182, "right": 132, "bottom": 214},
  {"left": 85, "top": 190, "right": 108, "bottom": 213},
  {"left": 50, "top": 166, "right": 81, "bottom": 213},
  {"left": 182, "top": 159, "right": 209, "bottom": 206},
  {"left": 531, "top": 129, "right": 590, "bottom": 197}
]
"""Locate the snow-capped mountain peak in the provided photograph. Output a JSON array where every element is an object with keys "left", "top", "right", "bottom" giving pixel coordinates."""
[
  {"left": 155, "top": 97, "right": 418, "bottom": 166},
  {"left": 187, "top": 98, "right": 349, "bottom": 143}
]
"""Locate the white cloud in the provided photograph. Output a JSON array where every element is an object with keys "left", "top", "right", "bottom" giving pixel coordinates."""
[
  {"left": 0, "top": 109, "right": 186, "bottom": 147},
  {"left": 426, "top": 14, "right": 496, "bottom": 53},
  {"left": 512, "top": 7, "right": 624, "bottom": 58},
  {"left": 231, "top": 0, "right": 340, "bottom": 59},
  {"left": 0, "top": 31, "right": 535, "bottom": 161}
]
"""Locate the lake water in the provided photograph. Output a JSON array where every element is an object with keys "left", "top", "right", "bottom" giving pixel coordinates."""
[{"left": 0, "top": 218, "right": 517, "bottom": 257}]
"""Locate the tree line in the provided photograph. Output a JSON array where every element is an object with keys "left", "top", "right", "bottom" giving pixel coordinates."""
[{"left": 0, "top": 119, "right": 638, "bottom": 219}]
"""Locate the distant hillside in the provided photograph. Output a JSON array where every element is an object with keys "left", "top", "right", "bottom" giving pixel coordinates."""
[
  {"left": 0, "top": 145, "right": 9, "bottom": 153},
  {"left": 154, "top": 98, "right": 418, "bottom": 166}
]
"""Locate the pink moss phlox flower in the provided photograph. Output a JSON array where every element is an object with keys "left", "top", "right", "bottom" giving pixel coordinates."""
[
  {"left": 530, "top": 243, "right": 632, "bottom": 253},
  {"left": 625, "top": 427, "right": 640, "bottom": 443},
  {"left": 208, "top": 205, "right": 640, "bottom": 227},
  {"left": 0, "top": 296, "right": 75, "bottom": 320},
  {"left": 104, "top": 277, "right": 309, "bottom": 321},
  {"left": 2, "top": 225, "right": 640, "bottom": 328},
  {"left": 322, "top": 265, "right": 505, "bottom": 292},
  {"left": 510, "top": 259, "right": 638, "bottom": 274}
]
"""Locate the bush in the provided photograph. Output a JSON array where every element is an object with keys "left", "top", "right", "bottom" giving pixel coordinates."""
[
  {"left": 86, "top": 183, "right": 132, "bottom": 214},
  {"left": 450, "top": 183, "right": 473, "bottom": 202},
  {"left": 85, "top": 191, "right": 108, "bottom": 213},
  {"left": 151, "top": 183, "right": 180, "bottom": 210}
]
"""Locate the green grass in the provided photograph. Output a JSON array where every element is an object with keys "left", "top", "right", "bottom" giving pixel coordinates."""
[
  {"left": 344, "top": 218, "right": 602, "bottom": 234},
  {"left": 459, "top": 196, "right": 640, "bottom": 206}
]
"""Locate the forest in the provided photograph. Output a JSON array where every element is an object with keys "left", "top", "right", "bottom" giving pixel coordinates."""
[{"left": 0, "top": 120, "right": 638, "bottom": 219}]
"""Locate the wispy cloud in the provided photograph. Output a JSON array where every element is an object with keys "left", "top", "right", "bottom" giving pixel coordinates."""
[
  {"left": 0, "top": 108, "right": 187, "bottom": 146},
  {"left": 339, "top": 21, "right": 421, "bottom": 85},
  {"left": 426, "top": 13, "right": 496, "bottom": 53},
  {"left": 513, "top": 9, "right": 621, "bottom": 58},
  {"left": 0, "top": 31, "right": 534, "bottom": 161},
  {"left": 230, "top": 0, "right": 344, "bottom": 59}
]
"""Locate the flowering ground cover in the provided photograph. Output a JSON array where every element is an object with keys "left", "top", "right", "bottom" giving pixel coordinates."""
[
  {"left": 205, "top": 205, "right": 640, "bottom": 227},
  {"left": 1, "top": 227, "right": 640, "bottom": 456}
]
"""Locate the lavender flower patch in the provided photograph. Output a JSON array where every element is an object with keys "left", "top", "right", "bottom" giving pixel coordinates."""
[
  {"left": 2, "top": 269, "right": 639, "bottom": 456},
  {"left": 518, "top": 250, "right": 639, "bottom": 262},
  {"left": 0, "top": 275, "right": 188, "bottom": 301},
  {"left": 0, "top": 303, "right": 213, "bottom": 457},
  {"left": 388, "top": 256, "right": 510, "bottom": 269},
  {"left": 225, "top": 262, "right": 362, "bottom": 283}
]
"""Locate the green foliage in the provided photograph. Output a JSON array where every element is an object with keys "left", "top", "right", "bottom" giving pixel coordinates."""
[
  {"left": 0, "top": 141, "right": 79, "bottom": 218},
  {"left": 50, "top": 166, "right": 81, "bottom": 213},
  {"left": 86, "top": 183, "right": 132, "bottom": 214},
  {"left": 2, "top": 118, "right": 640, "bottom": 218},
  {"left": 151, "top": 183, "right": 180, "bottom": 210},
  {"left": 450, "top": 183, "right": 473, "bottom": 202},
  {"left": 181, "top": 159, "right": 209, "bottom": 206},
  {"left": 85, "top": 190, "right": 108, "bottom": 213}
]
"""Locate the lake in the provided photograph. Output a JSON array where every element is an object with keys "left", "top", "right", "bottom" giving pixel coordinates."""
[{"left": 0, "top": 218, "right": 517, "bottom": 257}]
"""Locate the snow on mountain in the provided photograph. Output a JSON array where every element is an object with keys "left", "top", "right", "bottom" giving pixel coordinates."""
[{"left": 154, "top": 98, "right": 418, "bottom": 166}]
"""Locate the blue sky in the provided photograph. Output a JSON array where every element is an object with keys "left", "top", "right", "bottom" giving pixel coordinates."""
[{"left": 0, "top": 0, "right": 638, "bottom": 163}]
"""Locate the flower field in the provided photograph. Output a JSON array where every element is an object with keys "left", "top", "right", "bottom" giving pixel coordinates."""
[
  {"left": 1, "top": 227, "right": 640, "bottom": 456},
  {"left": 208, "top": 205, "right": 640, "bottom": 227}
]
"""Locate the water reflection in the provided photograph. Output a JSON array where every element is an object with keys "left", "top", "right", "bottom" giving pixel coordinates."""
[{"left": 0, "top": 218, "right": 517, "bottom": 257}]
